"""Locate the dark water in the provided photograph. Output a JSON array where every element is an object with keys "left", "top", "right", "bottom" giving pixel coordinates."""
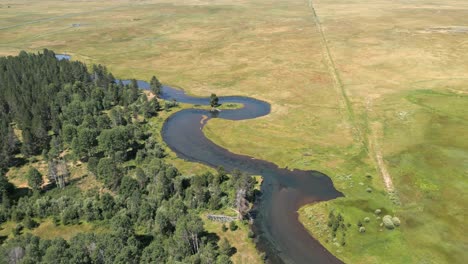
[
  {"left": 159, "top": 86, "right": 344, "bottom": 264},
  {"left": 55, "top": 54, "right": 343, "bottom": 263}
]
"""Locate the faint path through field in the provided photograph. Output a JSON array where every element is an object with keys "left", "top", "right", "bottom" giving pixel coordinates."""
[
  {"left": 369, "top": 122, "right": 394, "bottom": 191},
  {"left": 307, "top": 0, "right": 365, "bottom": 145},
  {"left": 307, "top": 0, "right": 395, "bottom": 193}
]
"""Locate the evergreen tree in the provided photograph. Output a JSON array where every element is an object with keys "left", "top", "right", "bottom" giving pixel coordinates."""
[
  {"left": 210, "top": 93, "right": 219, "bottom": 108},
  {"left": 219, "top": 238, "right": 233, "bottom": 256},
  {"left": 0, "top": 50, "right": 243, "bottom": 263},
  {"left": 150, "top": 75, "right": 162, "bottom": 96},
  {"left": 26, "top": 168, "right": 43, "bottom": 191}
]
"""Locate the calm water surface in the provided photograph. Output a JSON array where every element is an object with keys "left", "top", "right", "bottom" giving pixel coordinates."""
[
  {"left": 55, "top": 54, "right": 343, "bottom": 263},
  {"left": 159, "top": 86, "right": 343, "bottom": 264}
]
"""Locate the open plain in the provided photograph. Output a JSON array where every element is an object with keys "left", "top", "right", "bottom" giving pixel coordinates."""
[{"left": 1, "top": 0, "right": 467, "bottom": 263}]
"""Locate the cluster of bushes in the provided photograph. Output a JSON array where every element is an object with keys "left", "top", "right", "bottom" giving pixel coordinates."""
[
  {"left": 326, "top": 211, "right": 350, "bottom": 246},
  {"left": 355, "top": 215, "right": 371, "bottom": 234},
  {"left": 323, "top": 207, "right": 403, "bottom": 242},
  {"left": 382, "top": 215, "right": 400, "bottom": 229},
  {"left": 355, "top": 209, "right": 402, "bottom": 234},
  {"left": 373, "top": 209, "right": 401, "bottom": 230}
]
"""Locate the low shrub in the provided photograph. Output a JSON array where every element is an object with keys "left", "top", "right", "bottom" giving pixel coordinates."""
[
  {"left": 392, "top": 216, "right": 401, "bottom": 226},
  {"left": 23, "top": 217, "right": 38, "bottom": 229},
  {"left": 359, "top": 226, "right": 366, "bottom": 233},
  {"left": 53, "top": 216, "right": 60, "bottom": 226},
  {"left": 382, "top": 215, "right": 395, "bottom": 229},
  {"left": 13, "top": 224, "right": 23, "bottom": 237},
  {"left": 229, "top": 221, "right": 238, "bottom": 231}
]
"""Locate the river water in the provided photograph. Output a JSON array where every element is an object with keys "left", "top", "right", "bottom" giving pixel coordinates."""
[
  {"left": 159, "top": 86, "right": 343, "bottom": 264},
  {"left": 56, "top": 54, "right": 343, "bottom": 263}
]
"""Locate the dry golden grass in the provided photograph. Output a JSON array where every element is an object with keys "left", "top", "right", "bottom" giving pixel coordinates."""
[
  {"left": 5, "top": 155, "right": 103, "bottom": 192},
  {"left": 202, "top": 215, "right": 262, "bottom": 264},
  {"left": 1, "top": 0, "right": 467, "bottom": 262},
  {"left": 0, "top": 219, "right": 106, "bottom": 242},
  {"left": 28, "top": 219, "right": 106, "bottom": 241},
  {"left": 5, "top": 156, "right": 49, "bottom": 188}
]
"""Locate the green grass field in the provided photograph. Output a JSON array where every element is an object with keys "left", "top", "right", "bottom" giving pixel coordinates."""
[
  {"left": 0, "top": 219, "right": 107, "bottom": 241},
  {"left": 202, "top": 214, "right": 263, "bottom": 264},
  {"left": 1, "top": 0, "right": 467, "bottom": 263}
]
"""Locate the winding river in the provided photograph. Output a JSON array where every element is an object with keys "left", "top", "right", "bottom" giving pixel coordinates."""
[
  {"left": 58, "top": 54, "right": 344, "bottom": 263},
  {"left": 158, "top": 86, "right": 343, "bottom": 264},
  {"left": 119, "top": 80, "right": 344, "bottom": 264}
]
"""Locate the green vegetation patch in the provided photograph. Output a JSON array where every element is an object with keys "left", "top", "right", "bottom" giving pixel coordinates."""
[
  {"left": 0, "top": 50, "right": 258, "bottom": 263},
  {"left": 300, "top": 199, "right": 411, "bottom": 264}
]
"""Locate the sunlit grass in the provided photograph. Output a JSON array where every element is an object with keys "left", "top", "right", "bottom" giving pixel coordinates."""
[{"left": 1, "top": 0, "right": 467, "bottom": 262}]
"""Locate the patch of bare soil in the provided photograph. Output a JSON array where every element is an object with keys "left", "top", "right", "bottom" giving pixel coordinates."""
[{"left": 369, "top": 121, "right": 394, "bottom": 192}]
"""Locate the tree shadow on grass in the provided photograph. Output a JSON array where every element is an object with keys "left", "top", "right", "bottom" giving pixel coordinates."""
[
  {"left": 9, "top": 157, "right": 28, "bottom": 168},
  {"left": 202, "top": 230, "right": 220, "bottom": 245},
  {"left": 10, "top": 187, "right": 30, "bottom": 201},
  {"left": 228, "top": 246, "right": 237, "bottom": 257},
  {"left": 0, "top": 235, "right": 8, "bottom": 245}
]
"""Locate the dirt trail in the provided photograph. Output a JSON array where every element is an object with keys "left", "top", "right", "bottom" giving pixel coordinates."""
[
  {"left": 308, "top": 0, "right": 365, "bottom": 146},
  {"left": 308, "top": 0, "right": 395, "bottom": 193},
  {"left": 369, "top": 121, "right": 394, "bottom": 192}
]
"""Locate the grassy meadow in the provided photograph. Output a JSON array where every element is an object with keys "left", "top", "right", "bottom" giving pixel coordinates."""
[
  {"left": 0, "top": 219, "right": 107, "bottom": 242},
  {"left": 202, "top": 215, "right": 263, "bottom": 264},
  {"left": 1, "top": 0, "right": 467, "bottom": 263}
]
